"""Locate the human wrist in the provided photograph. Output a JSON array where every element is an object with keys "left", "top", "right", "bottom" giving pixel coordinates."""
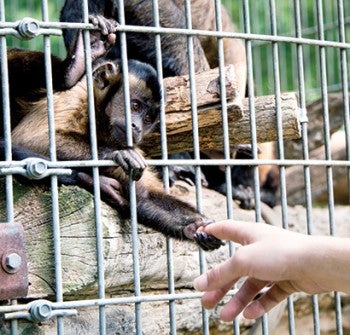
[{"left": 298, "top": 235, "right": 350, "bottom": 294}]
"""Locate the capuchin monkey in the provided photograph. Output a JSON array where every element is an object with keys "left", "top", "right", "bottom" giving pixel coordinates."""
[
  {"left": 0, "top": 16, "right": 223, "bottom": 251},
  {"left": 60, "top": 0, "right": 279, "bottom": 210}
]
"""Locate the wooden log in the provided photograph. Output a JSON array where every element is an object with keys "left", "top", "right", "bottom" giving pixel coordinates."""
[
  {"left": 284, "top": 92, "right": 350, "bottom": 159},
  {"left": 142, "top": 92, "right": 301, "bottom": 156},
  {"left": 162, "top": 64, "right": 243, "bottom": 135},
  {"left": 286, "top": 130, "right": 348, "bottom": 206},
  {"left": 0, "top": 179, "right": 257, "bottom": 299}
]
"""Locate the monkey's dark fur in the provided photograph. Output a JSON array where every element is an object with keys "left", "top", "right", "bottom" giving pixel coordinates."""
[
  {"left": 0, "top": 17, "right": 223, "bottom": 251},
  {"left": 60, "top": 0, "right": 278, "bottom": 209}
]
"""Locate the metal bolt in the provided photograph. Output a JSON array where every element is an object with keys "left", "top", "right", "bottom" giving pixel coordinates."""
[
  {"left": 29, "top": 300, "right": 52, "bottom": 322},
  {"left": 17, "top": 17, "right": 40, "bottom": 40},
  {"left": 25, "top": 158, "right": 48, "bottom": 180},
  {"left": 4, "top": 253, "right": 22, "bottom": 273}
]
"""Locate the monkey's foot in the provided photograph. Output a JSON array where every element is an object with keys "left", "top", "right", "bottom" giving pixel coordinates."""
[{"left": 113, "top": 148, "right": 147, "bottom": 181}]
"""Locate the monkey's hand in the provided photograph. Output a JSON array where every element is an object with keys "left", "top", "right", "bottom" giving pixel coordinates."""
[
  {"left": 184, "top": 218, "right": 225, "bottom": 251},
  {"left": 89, "top": 14, "right": 118, "bottom": 61},
  {"left": 77, "top": 172, "right": 130, "bottom": 213},
  {"left": 113, "top": 148, "right": 147, "bottom": 181}
]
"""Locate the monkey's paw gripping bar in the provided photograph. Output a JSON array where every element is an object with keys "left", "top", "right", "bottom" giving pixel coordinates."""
[
  {"left": 2, "top": 300, "right": 77, "bottom": 322},
  {"left": 0, "top": 157, "right": 72, "bottom": 180}
]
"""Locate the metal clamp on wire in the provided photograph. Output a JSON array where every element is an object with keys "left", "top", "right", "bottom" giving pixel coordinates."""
[
  {"left": 24, "top": 158, "right": 72, "bottom": 180},
  {"left": 0, "top": 158, "right": 72, "bottom": 180},
  {"left": 16, "top": 17, "right": 40, "bottom": 40},
  {"left": 24, "top": 158, "right": 50, "bottom": 180},
  {"left": 4, "top": 300, "right": 77, "bottom": 322}
]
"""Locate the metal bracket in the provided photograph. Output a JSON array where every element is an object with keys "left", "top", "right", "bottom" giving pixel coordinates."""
[
  {"left": 0, "top": 157, "right": 72, "bottom": 180},
  {"left": 4, "top": 300, "right": 78, "bottom": 322},
  {"left": 0, "top": 222, "right": 28, "bottom": 300}
]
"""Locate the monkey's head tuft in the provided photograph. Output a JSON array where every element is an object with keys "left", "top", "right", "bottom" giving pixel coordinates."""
[{"left": 128, "top": 59, "right": 163, "bottom": 104}]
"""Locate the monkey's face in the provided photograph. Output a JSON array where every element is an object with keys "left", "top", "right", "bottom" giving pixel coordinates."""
[
  {"left": 105, "top": 89, "right": 160, "bottom": 147},
  {"left": 93, "top": 59, "right": 161, "bottom": 148},
  {"left": 105, "top": 72, "right": 160, "bottom": 147}
]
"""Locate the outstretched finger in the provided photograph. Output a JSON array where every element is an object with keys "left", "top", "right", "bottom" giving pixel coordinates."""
[
  {"left": 220, "top": 278, "right": 269, "bottom": 322},
  {"left": 201, "top": 220, "right": 277, "bottom": 246},
  {"left": 194, "top": 256, "right": 243, "bottom": 293},
  {"left": 243, "top": 282, "right": 294, "bottom": 319},
  {"left": 200, "top": 279, "right": 238, "bottom": 309}
]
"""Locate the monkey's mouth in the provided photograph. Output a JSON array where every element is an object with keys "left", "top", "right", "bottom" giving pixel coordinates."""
[{"left": 111, "top": 125, "right": 142, "bottom": 146}]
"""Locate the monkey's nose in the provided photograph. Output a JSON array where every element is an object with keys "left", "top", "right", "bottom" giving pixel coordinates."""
[{"left": 132, "top": 123, "right": 141, "bottom": 133}]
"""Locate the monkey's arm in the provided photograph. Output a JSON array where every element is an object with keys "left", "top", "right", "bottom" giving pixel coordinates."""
[
  {"left": 59, "top": 14, "right": 118, "bottom": 89},
  {"left": 60, "top": 0, "right": 209, "bottom": 76},
  {"left": 125, "top": 0, "right": 209, "bottom": 76},
  {"left": 133, "top": 180, "right": 224, "bottom": 251},
  {"left": 60, "top": 0, "right": 105, "bottom": 57}
]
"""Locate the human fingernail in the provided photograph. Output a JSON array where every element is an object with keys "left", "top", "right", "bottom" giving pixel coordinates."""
[{"left": 193, "top": 274, "right": 208, "bottom": 291}]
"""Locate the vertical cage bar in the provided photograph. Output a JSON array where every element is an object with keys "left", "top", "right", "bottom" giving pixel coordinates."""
[
  {"left": 81, "top": 0, "right": 107, "bottom": 333},
  {"left": 214, "top": 0, "right": 234, "bottom": 220},
  {"left": 333, "top": 1, "right": 346, "bottom": 333},
  {"left": 242, "top": 0, "right": 261, "bottom": 223},
  {"left": 269, "top": 1, "right": 296, "bottom": 334},
  {"left": 183, "top": 1, "right": 209, "bottom": 334},
  {"left": 315, "top": 0, "right": 335, "bottom": 227},
  {"left": 213, "top": 2, "right": 238, "bottom": 333},
  {"left": 117, "top": 1, "right": 142, "bottom": 333},
  {"left": 41, "top": 0, "right": 65, "bottom": 333},
  {"left": 0, "top": 4, "right": 18, "bottom": 335},
  {"left": 0, "top": 0, "right": 13, "bottom": 223},
  {"left": 337, "top": 0, "right": 350, "bottom": 204},
  {"left": 293, "top": 1, "right": 321, "bottom": 335},
  {"left": 150, "top": 0, "right": 177, "bottom": 333},
  {"left": 243, "top": 1, "right": 269, "bottom": 334}
]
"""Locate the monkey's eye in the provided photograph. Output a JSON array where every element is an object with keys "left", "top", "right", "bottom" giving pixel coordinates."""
[
  {"left": 131, "top": 100, "right": 141, "bottom": 112},
  {"left": 144, "top": 113, "right": 153, "bottom": 124}
]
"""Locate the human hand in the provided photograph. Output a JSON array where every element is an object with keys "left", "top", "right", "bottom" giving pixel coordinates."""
[{"left": 193, "top": 220, "right": 350, "bottom": 321}]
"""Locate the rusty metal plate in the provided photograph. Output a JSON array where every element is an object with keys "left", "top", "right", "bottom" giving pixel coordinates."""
[{"left": 0, "top": 222, "right": 28, "bottom": 300}]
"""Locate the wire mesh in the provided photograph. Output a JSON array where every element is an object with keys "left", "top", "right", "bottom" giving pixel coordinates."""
[{"left": 0, "top": 0, "right": 349, "bottom": 334}]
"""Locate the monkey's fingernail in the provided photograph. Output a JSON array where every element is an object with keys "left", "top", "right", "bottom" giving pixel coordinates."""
[{"left": 196, "top": 226, "right": 204, "bottom": 233}]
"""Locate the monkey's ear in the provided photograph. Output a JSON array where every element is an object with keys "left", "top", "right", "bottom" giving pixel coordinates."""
[{"left": 93, "top": 61, "right": 121, "bottom": 90}]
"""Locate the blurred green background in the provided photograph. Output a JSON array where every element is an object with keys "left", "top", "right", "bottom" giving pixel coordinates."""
[{"left": 3, "top": 0, "right": 350, "bottom": 100}]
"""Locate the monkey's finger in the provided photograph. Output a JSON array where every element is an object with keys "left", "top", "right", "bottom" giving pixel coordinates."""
[
  {"left": 113, "top": 149, "right": 146, "bottom": 180},
  {"left": 89, "top": 15, "right": 118, "bottom": 35},
  {"left": 106, "top": 33, "right": 116, "bottom": 46},
  {"left": 99, "top": 175, "right": 122, "bottom": 192},
  {"left": 89, "top": 14, "right": 108, "bottom": 35},
  {"left": 194, "top": 232, "right": 225, "bottom": 251},
  {"left": 124, "top": 149, "right": 147, "bottom": 170}
]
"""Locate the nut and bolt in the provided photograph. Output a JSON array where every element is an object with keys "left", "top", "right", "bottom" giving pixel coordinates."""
[
  {"left": 2, "top": 253, "right": 22, "bottom": 274},
  {"left": 17, "top": 18, "right": 40, "bottom": 40}
]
